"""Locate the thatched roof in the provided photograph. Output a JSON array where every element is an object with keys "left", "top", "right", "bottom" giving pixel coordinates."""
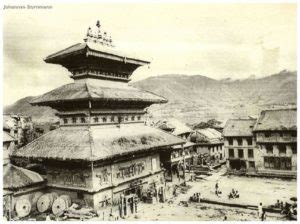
[
  {"left": 191, "top": 128, "right": 223, "bottom": 144},
  {"left": 3, "top": 164, "right": 44, "bottom": 190},
  {"left": 30, "top": 81, "right": 167, "bottom": 106},
  {"left": 3, "top": 131, "right": 15, "bottom": 143},
  {"left": 12, "top": 124, "right": 185, "bottom": 161},
  {"left": 45, "top": 42, "right": 149, "bottom": 65},
  {"left": 253, "top": 109, "right": 297, "bottom": 132},
  {"left": 223, "top": 119, "right": 256, "bottom": 137}
]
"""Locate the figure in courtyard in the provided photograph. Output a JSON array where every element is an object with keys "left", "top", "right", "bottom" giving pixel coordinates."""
[{"left": 258, "top": 202, "right": 263, "bottom": 220}]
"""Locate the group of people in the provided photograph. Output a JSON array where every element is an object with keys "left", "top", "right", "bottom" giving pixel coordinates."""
[
  {"left": 228, "top": 188, "right": 240, "bottom": 199},
  {"left": 190, "top": 192, "right": 202, "bottom": 203}
]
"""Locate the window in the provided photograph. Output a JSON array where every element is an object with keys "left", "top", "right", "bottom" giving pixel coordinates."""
[
  {"left": 279, "top": 132, "right": 283, "bottom": 137},
  {"left": 111, "top": 116, "right": 115, "bottom": 122},
  {"left": 72, "top": 117, "right": 77, "bottom": 124},
  {"left": 77, "top": 192, "right": 84, "bottom": 199},
  {"left": 137, "top": 116, "right": 141, "bottom": 121},
  {"left": 131, "top": 116, "right": 135, "bottom": 121},
  {"left": 63, "top": 118, "right": 68, "bottom": 124},
  {"left": 124, "top": 116, "right": 128, "bottom": 121},
  {"left": 279, "top": 145, "right": 286, "bottom": 154},
  {"left": 238, "top": 149, "right": 244, "bottom": 158},
  {"left": 265, "top": 132, "right": 271, "bottom": 138},
  {"left": 151, "top": 158, "right": 157, "bottom": 171},
  {"left": 237, "top": 138, "right": 243, "bottom": 146},
  {"left": 228, "top": 138, "right": 233, "bottom": 145},
  {"left": 81, "top": 117, "right": 86, "bottom": 123},
  {"left": 229, "top": 149, "right": 234, "bottom": 157},
  {"left": 266, "top": 145, "right": 273, "bottom": 154},
  {"left": 291, "top": 132, "right": 297, "bottom": 137},
  {"left": 264, "top": 157, "right": 291, "bottom": 170},
  {"left": 291, "top": 144, "right": 297, "bottom": 154},
  {"left": 102, "top": 117, "right": 107, "bottom": 123},
  {"left": 247, "top": 138, "right": 252, "bottom": 146},
  {"left": 94, "top": 117, "right": 99, "bottom": 123},
  {"left": 249, "top": 161, "right": 255, "bottom": 168},
  {"left": 248, "top": 149, "right": 254, "bottom": 158}
]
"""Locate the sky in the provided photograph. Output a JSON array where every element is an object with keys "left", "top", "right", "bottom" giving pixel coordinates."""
[{"left": 3, "top": 3, "right": 297, "bottom": 105}]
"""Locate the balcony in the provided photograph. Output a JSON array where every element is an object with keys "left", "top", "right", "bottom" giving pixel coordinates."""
[{"left": 256, "top": 135, "right": 296, "bottom": 143}]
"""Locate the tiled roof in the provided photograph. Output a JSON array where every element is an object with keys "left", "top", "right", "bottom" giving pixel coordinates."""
[
  {"left": 223, "top": 119, "right": 256, "bottom": 137},
  {"left": 191, "top": 128, "right": 223, "bottom": 144},
  {"left": 12, "top": 124, "right": 185, "bottom": 161},
  {"left": 30, "top": 81, "right": 167, "bottom": 105},
  {"left": 45, "top": 42, "right": 149, "bottom": 65},
  {"left": 3, "top": 164, "right": 44, "bottom": 190},
  {"left": 253, "top": 108, "right": 297, "bottom": 131},
  {"left": 3, "top": 131, "right": 15, "bottom": 143}
]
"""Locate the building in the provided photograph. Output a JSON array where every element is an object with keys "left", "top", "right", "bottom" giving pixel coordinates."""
[
  {"left": 190, "top": 128, "right": 225, "bottom": 167},
  {"left": 253, "top": 109, "right": 297, "bottom": 178},
  {"left": 3, "top": 131, "right": 16, "bottom": 164},
  {"left": 155, "top": 119, "right": 195, "bottom": 182},
  {"left": 223, "top": 119, "right": 257, "bottom": 173},
  {"left": 12, "top": 21, "right": 184, "bottom": 216},
  {"left": 3, "top": 115, "right": 35, "bottom": 147}
]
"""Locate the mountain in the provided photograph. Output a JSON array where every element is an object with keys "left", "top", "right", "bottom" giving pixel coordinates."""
[
  {"left": 132, "top": 70, "right": 297, "bottom": 124},
  {"left": 4, "top": 70, "right": 297, "bottom": 125},
  {"left": 4, "top": 96, "right": 58, "bottom": 123}
]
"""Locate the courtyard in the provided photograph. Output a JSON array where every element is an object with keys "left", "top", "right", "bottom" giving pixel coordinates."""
[{"left": 126, "top": 166, "right": 296, "bottom": 221}]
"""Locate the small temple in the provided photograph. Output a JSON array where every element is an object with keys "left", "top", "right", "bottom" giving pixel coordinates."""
[{"left": 12, "top": 20, "right": 185, "bottom": 215}]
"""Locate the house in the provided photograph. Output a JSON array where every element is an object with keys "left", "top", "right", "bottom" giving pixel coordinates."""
[
  {"left": 12, "top": 21, "right": 184, "bottom": 217},
  {"left": 190, "top": 128, "right": 225, "bottom": 167},
  {"left": 223, "top": 119, "right": 257, "bottom": 173},
  {"left": 253, "top": 109, "right": 297, "bottom": 178},
  {"left": 155, "top": 119, "right": 195, "bottom": 182}
]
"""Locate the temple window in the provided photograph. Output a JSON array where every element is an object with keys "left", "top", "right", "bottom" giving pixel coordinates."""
[
  {"left": 124, "top": 116, "right": 128, "bottom": 121},
  {"left": 279, "top": 145, "right": 286, "bottom": 154},
  {"left": 111, "top": 116, "right": 115, "bottom": 122},
  {"left": 94, "top": 117, "right": 99, "bottom": 123},
  {"left": 81, "top": 117, "right": 86, "bottom": 123},
  {"left": 137, "top": 116, "right": 141, "bottom": 121},
  {"left": 63, "top": 118, "right": 68, "bottom": 124},
  {"left": 102, "top": 117, "right": 107, "bottom": 123},
  {"left": 131, "top": 116, "right": 135, "bottom": 121}
]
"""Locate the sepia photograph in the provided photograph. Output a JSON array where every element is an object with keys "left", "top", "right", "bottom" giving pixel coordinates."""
[{"left": 1, "top": 0, "right": 298, "bottom": 221}]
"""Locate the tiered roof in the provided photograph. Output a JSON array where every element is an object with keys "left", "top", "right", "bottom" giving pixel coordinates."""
[{"left": 13, "top": 124, "right": 184, "bottom": 161}]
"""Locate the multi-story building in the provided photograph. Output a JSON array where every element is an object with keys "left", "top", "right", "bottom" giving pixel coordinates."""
[
  {"left": 190, "top": 128, "right": 225, "bottom": 164},
  {"left": 223, "top": 119, "right": 257, "bottom": 173},
  {"left": 155, "top": 119, "right": 194, "bottom": 182},
  {"left": 253, "top": 109, "right": 297, "bottom": 178},
  {"left": 12, "top": 21, "right": 184, "bottom": 217}
]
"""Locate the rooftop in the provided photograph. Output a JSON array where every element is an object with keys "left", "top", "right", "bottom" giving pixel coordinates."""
[
  {"left": 190, "top": 128, "right": 223, "bottom": 144},
  {"left": 223, "top": 119, "right": 256, "bottom": 137},
  {"left": 30, "top": 80, "right": 167, "bottom": 106},
  {"left": 12, "top": 123, "right": 185, "bottom": 162},
  {"left": 3, "top": 164, "right": 44, "bottom": 190},
  {"left": 3, "top": 131, "right": 15, "bottom": 143},
  {"left": 253, "top": 108, "right": 297, "bottom": 132},
  {"left": 155, "top": 118, "right": 192, "bottom": 136}
]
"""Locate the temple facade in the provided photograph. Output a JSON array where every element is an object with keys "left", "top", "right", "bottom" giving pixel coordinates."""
[{"left": 12, "top": 21, "right": 184, "bottom": 214}]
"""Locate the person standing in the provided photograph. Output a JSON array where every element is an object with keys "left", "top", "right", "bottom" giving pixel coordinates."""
[{"left": 258, "top": 202, "right": 263, "bottom": 220}]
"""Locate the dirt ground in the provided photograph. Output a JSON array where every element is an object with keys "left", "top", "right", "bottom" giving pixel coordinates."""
[
  {"left": 127, "top": 202, "right": 286, "bottom": 221},
  {"left": 126, "top": 166, "right": 296, "bottom": 221}
]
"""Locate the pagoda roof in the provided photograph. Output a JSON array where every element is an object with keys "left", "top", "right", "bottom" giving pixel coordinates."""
[
  {"left": 3, "top": 164, "right": 44, "bottom": 190},
  {"left": 12, "top": 124, "right": 185, "bottom": 162},
  {"left": 44, "top": 42, "right": 149, "bottom": 66},
  {"left": 30, "top": 81, "right": 167, "bottom": 106}
]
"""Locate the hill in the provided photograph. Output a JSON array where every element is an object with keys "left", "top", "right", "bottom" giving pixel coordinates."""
[{"left": 4, "top": 70, "right": 297, "bottom": 125}]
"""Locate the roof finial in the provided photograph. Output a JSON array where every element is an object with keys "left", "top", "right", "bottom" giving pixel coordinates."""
[{"left": 96, "top": 20, "right": 101, "bottom": 28}]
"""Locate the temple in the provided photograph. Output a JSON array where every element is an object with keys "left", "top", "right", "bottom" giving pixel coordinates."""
[{"left": 12, "top": 21, "right": 184, "bottom": 214}]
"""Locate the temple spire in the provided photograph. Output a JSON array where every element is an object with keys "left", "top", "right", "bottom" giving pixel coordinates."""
[{"left": 84, "top": 20, "right": 114, "bottom": 47}]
